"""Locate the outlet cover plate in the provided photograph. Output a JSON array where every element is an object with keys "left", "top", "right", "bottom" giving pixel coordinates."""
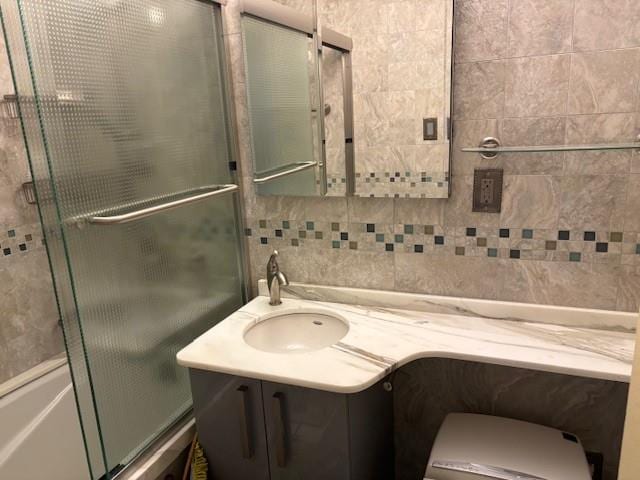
[{"left": 472, "top": 169, "right": 503, "bottom": 213}]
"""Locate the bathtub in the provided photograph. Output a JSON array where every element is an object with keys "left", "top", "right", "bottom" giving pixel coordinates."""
[{"left": 0, "top": 358, "right": 90, "bottom": 480}]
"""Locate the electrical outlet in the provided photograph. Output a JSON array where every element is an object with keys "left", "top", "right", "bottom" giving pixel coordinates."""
[{"left": 473, "top": 169, "right": 503, "bottom": 213}]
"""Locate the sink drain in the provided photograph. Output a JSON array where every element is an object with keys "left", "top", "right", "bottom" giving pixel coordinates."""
[{"left": 312, "top": 320, "right": 323, "bottom": 326}]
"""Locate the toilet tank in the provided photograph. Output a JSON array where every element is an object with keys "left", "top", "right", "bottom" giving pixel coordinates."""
[{"left": 425, "top": 413, "right": 592, "bottom": 480}]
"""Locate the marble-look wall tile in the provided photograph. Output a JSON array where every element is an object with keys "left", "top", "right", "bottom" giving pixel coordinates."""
[
  {"left": 624, "top": 175, "right": 640, "bottom": 232},
  {"left": 558, "top": 175, "right": 627, "bottom": 231},
  {"left": 617, "top": 265, "right": 640, "bottom": 312},
  {"left": 568, "top": 49, "right": 640, "bottom": 115},
  {"left": 394, "top": 359, "right": 628, "bottom": 480},
  {"left": 0, "top": 252, "right": 62, "bottom": 384},
  {"left": 573, "top": 0, "right": 640, "bottom": 52},
  {"left": 507, "top": 0, "right": 574, "bottom": 57},
  {"left": 504, "top": 54, "right": 571, "bottom": 118},
  {"left": 453, "top": 0, "right": 508, "bottom": 63},
  {"left": 453, "top": 61, "right": 505, "bottom": 120},
  {"left": 497, "top": 260, "right": 619, "bottom": 310},
  {"left": 395, "top": 254, "right": 500, "bottom": 299},
  {"left": 500, "top": 175, "right": 560, "bottom": 229}
]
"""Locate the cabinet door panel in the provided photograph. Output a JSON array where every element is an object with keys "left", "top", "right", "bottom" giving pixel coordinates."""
[
  {"left": 189, "top": 370, "right": 270, "bottom": 480},
  {"left": 262, "top": 382, "right": 350, "bottom": 480}
]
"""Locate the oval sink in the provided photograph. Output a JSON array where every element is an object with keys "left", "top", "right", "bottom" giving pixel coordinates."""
[{"left": 244, "top": 310, "right": 349, "bottom": 353}]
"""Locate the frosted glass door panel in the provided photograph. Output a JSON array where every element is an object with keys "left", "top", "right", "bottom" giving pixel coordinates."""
[
  {"left": 242, "top": 16, "right": 319, "bottom": 196},
  {"left": 5, "top": 0, "right": 245, "bottom": 477}
]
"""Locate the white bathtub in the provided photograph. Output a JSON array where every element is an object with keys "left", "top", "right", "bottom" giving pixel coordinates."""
[{"left": 0, "top": 359, "right": 90, "bottom": 480}]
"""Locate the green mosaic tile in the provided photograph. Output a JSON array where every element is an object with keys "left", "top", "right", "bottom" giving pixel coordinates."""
[
  {"left": 404, "top": 224, "right": 414, "bottom": 234},
  {"left": 306, "top": 221, "right": 315, "bottom": 231},
  {"left": 282, "top": 220, "right": 290, "bottom": 229},
  {"left": 487, "top": 248, "right": 498, "bottom": 258},
  {"left": 332, "top": 240, "right": 340, "bottom": 249},
  {"left": 395, "top": 234, "right": 404, "bottom": 243},
  {"left": 259, "top": 220, "right": 267, "bottom": 228},
  {"left": 376, "top": 234, "right": 385, "bottom": 243},
  {"left": 522, "top": 229, "right": 533, "bottom": 239},
  {"left": 569, "top": 252, "right": 581, "bottom": 262}
]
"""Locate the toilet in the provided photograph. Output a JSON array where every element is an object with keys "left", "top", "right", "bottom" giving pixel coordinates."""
[{"left": 425, "top": 414, "right": 592, "bottom": 480}]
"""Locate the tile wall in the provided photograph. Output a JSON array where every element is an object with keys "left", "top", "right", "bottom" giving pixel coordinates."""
[
  {"left": 0, "top": 27, "right": 62, "bottom": 384},
  {"left": 227, "top": 0, "right": 640, "bottom": 312}
]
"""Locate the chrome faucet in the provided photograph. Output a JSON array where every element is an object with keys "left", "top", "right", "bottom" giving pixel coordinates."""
[{"left": 267, "top": 250, "right": 289, "bottom": 306}]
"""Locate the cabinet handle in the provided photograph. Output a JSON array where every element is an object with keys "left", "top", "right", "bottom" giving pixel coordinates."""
[
  {"left": 237, "top": 386, "right": 253, "bottom": 459},
  {"left": 272, "top": 392, "right": 287, "bottom": 468}
]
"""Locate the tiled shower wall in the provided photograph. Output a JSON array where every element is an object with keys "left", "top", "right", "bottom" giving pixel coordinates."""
[
  {"left": 0, "top": 27, "right": 62, "bottom": 384},
  {"left": 225, "top": 0, "right": 640, "bottom": 312}
]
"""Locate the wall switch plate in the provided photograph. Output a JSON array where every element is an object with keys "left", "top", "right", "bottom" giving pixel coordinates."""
[
  {"left": 423, "top": 118, "right": 438, "bottom": 141},
  {"left": 473, "top": 169, "right": 503, "bottom": 213}
]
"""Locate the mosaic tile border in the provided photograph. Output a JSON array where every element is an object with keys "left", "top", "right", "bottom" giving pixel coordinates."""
[
  {"left": 246, "top": 219, "right": 640, "bottom": 266},
  {"left": 0, "top": 224, "right": 45, "bottom": 263}
]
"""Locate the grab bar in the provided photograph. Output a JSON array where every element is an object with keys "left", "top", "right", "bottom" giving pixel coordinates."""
[
  {"left": 80, "top": 184, "right": 238, "bottom": 226},
  {"left": 253, "top": 161, "right": 317, "bottom": 184},
  {"left": 463, "top": 136, "right": 640, "bottom": 159}
]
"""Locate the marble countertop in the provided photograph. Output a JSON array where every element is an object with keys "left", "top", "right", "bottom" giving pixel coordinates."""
[{"left": 176, "top": 282, "right": 637, "bottom": 393}]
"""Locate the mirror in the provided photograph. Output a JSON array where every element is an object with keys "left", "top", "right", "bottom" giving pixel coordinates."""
[
  {"left": 241, "top": 0, "right": 454, "bottom": 199},
  {"left": 318, "top": 0, "right": 453, "bottom": 198}
]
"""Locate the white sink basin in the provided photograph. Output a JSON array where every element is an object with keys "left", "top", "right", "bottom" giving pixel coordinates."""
[{"left": 244, "top": 309, "right": 349, "bottom": 353}]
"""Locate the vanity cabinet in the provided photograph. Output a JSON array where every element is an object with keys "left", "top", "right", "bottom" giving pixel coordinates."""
[{"left": 189, "top": 370, "right": 394, "bottom": 480}]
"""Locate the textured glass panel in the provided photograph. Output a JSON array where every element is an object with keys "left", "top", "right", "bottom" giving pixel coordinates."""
[
  {"left": 242, "top": 16, "right": 318, "bottom": 195},
  {"left": 2, "top": 0, "right": 244, "bottom": 478}
]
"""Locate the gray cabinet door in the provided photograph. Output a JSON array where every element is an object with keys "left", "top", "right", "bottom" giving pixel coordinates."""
[
  {"left": 189, "top": 370, "right": 270, "bottom": 480},
  {"left": 262, "top": 381, "right": 351, "bottom": 480}
]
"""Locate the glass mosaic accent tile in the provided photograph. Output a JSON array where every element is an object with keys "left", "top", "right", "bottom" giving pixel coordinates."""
[
  {"left": 246, "top": 220, "right": 638, "bottom": 266},
  {"left": 610, "top": 232, "right": 623, "bottom": 242}
]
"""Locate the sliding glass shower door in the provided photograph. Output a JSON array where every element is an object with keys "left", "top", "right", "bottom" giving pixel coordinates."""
[{"left": 1, "top": 0, "right": 245, "bottom": 478}]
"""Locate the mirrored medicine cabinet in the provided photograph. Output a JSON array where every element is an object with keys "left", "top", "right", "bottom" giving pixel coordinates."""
[{"left": 240, "top": 0, "right": 454, "bottom": 199}]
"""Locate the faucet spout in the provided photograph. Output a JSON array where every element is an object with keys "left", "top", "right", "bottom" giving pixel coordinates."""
[{"left": 267, "top": 250, "right": 289, "bottom": 306}]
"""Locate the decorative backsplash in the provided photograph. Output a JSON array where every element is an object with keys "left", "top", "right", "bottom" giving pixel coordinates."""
[{"left": 246, "top": 218, "right": 640, "bottom": 267}]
